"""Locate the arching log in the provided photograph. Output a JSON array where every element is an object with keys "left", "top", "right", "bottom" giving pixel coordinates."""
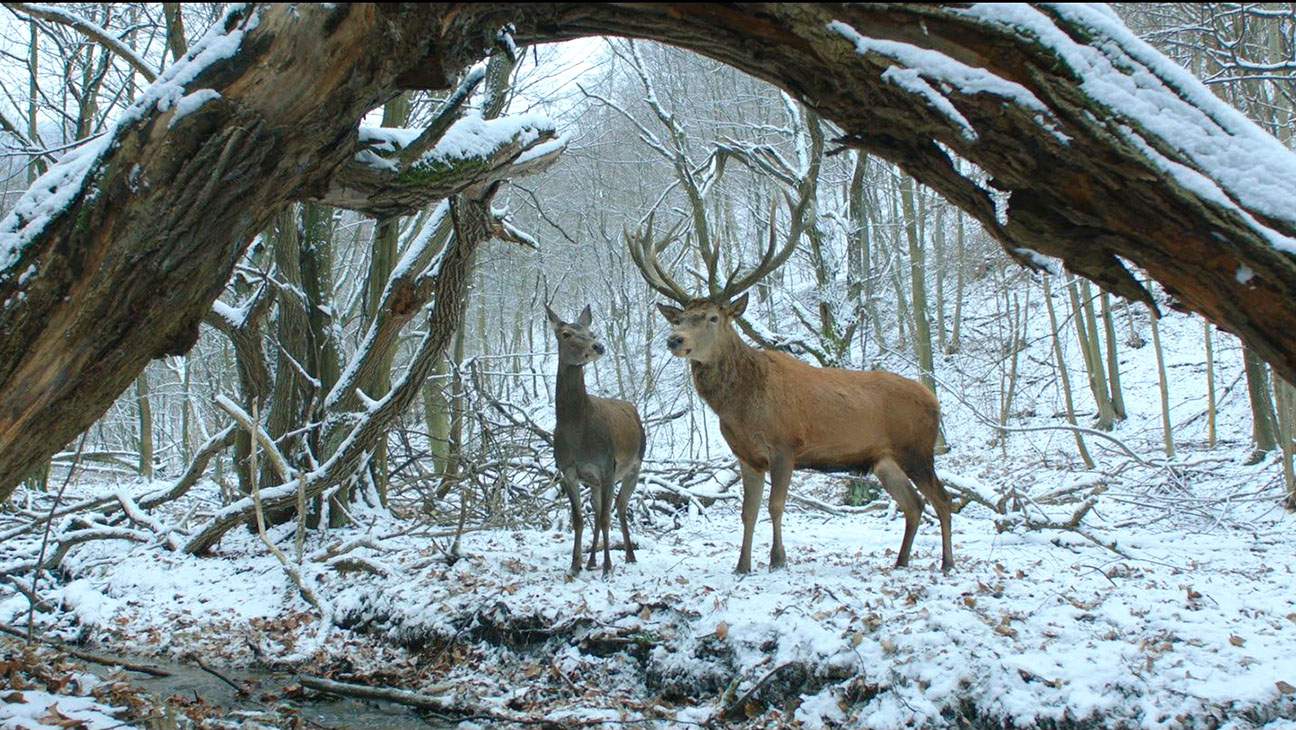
[{"left": 2, "top": 3, "right": 1296, "bottom": 500}]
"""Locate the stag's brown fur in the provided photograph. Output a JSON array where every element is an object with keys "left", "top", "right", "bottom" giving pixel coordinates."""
[
  {"left": 548, "top": 305, "right": 645, "bottom": 575},
  {"left": 660, "top": 295, "right": 953, "bottom": 573}
]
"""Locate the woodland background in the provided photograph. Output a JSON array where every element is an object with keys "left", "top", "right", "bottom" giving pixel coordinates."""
[{"left": 0, "top": 3, "right": 1294, "bottom": 729}]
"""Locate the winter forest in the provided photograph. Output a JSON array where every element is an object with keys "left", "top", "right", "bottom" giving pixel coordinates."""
[{"left": 1, "top": 3, "right": 1295, "bottom": 729}]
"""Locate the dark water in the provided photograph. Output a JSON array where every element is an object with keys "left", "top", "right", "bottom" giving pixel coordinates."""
[{"left": 90, "top": 658, "right": 450, "bottom": 729}]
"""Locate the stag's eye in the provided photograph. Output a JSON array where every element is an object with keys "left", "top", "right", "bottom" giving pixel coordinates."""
[
  {"left": 562, "top": 332, "right": 571, "bottom": 338},
  {"left": 709, "top": 315, "right": 719, "bottom": 323}
]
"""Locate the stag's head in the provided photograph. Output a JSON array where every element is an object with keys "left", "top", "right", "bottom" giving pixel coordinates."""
[
  {"left": 628, "top": 198, "right": 801, "bottom": 366},
  {"left": 546, "top": 304, "right": 606, "bottom": 367},
  {"left": 657, "top": 295, "right": 748, "bottom": 363}
]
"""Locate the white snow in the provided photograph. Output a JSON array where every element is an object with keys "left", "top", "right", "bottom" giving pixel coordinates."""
[
  {"left": 166, "top": 89, "right": 222, "bottom": 128},
  {"left": 828, "top": 20, "right": 1064, "bottom": 142},
  {"left": 959, "top": 3, "right": 1296, "bottom": 254},
  {"left": 355, "top": 113, "right": 557, "bottom": 174},
  {"left": 0, "top": 689, "right": 125, "bottom": 730},
  {"left": 0, "top": 135, "right": 111, "bottom": 278}
]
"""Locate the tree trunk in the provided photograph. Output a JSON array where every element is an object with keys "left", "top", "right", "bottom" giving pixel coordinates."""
[
  {"left": 846, "top": 152, "right": 872, "bottom": 363},
  {"left": 358, "top": 95, "right": 413, "bottom": 507},
  {"left": 1245, "top": 346, "right": 1280, "bottom": 459},
  {"left": 1043, "top": 277, "right": 1094, "bottom": 468},
  {"left": 135, "top": 371, "right": 153, "bottom": 479},
  {"left": 162, "top": 3, "right": 187, "bottom": 63},
  {"left": 947, "top": 213, "right": 965, "bottom": 355},
  {"left": 1271, "top": 375, "right": 1296, "bottom": 509},
  {"left": 261, "top": 208, "right": 315, "bottom": 521},
  {"left": 1099, "top": 292, "right": 1126, "bottom": 420},
  {"left": 900, "top": 176, "right": 935, "bottom": 395},
  {"left": 1068, "top": 278, "right": 1115, "bottom": 431},
  {"left": 1148, "top": 307, "right": 1175, "bottom": 459},
  {"left": 1204, "top": 321, "right": 1217, "bottom": 448}
]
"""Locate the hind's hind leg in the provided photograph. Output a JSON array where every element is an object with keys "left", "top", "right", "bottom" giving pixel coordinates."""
[{"left": 617, "top": 464, "right": 639, "bottom": 564}]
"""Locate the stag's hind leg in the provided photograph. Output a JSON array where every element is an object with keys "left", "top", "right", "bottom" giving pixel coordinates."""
[
  {"left": 875, "top": 457, "right": 924, "bottom": 568},
  {"left": 909, "top": 459, "right": 955, "bottom": 572},
  {"left": 616, "top": 464, "right": 640, "bottom": 564}
]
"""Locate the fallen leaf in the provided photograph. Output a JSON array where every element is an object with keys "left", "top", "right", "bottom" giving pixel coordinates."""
[
  {"left": 1277, "top": 681, "right": 1295, "bottom": 695},
  {"left": 1, "top": 692, "right": 23, "bottom": 703},
  {"left": 715, "top": 622, "right": 729, "bottom": 640},
  {"left": 1229, "top": 635, "right": 1245, "bottom": 647}
]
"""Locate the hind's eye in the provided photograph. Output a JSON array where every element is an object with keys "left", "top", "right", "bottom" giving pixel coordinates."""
[
  {"left": 709, "top": 315, "right": 719, "bottom": 323},
  {"left": 562, "top": 332, "right": 570, "bottom": 338}
]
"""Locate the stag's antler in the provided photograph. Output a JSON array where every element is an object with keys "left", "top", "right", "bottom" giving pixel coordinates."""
[
  {"left": 628, "top": 163, "right": 813, "bottom": 306},
  {"left": 716, "top": 194, "right": 806, "bottom": 302},
  {"left": 626, "top": 212, "right": 692, "bottom": 304}
]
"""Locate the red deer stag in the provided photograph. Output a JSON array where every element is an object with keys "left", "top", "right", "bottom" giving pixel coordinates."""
[
  {"left": 546, "top": 304, "right": 646, "bottom": 575},
  {"left": 628, "top": 214, "right": 954, "bottom": 573}
]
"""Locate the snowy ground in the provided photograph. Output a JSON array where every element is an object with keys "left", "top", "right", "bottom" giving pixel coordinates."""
[
  {"left": 3, "top": 445, "right": 1296, "bottom": 729},
  {"left": 4, "top": 297, "right": 1296, "bottom": 729}
]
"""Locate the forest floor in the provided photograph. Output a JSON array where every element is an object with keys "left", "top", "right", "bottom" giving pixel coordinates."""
[{"left": 3, "top": 440, "right": 1296, "bottom": 730}]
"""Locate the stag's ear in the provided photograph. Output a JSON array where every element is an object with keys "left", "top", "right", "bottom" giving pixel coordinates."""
[
  {"left": 544, "top": 304, "right": 563, "bottom": 328},
  {"left": 657, "top": 303, "right": 683, "bottom": 325},
  {"left": 729, "top": 293, "right": 749, "bottom": 318},
  {"left": 578, "top": 304, "right": 593, "bottom": 327}
]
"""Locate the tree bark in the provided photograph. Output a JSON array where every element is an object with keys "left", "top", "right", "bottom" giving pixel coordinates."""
[{"left": 7, "top": 3, "right": 1296, "bottom": 499}]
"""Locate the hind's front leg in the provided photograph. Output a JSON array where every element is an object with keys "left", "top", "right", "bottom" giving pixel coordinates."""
[{"left": 561, "top": 471, "right": 584, "bottom": 575}]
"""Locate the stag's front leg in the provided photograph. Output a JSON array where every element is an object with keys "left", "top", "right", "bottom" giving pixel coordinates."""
[
  {"left": 735, "top": 460, "right": 766, "bottom": 574},
  {"left": 561, "top": 471, "right": 584, "bottom": 575},
  {"left": 767, "top": 454, "right": 793, "bottom": 570}
]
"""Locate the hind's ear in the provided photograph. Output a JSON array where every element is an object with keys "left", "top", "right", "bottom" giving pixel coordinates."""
[
  {"left": 578, "top": 304, "right": 593, "bottom": 327},
  {"left": 544, "top": 304, "right": 563, "bottom": 328},
  {"left": 728, "top": 293, "right": 749, "bottom": 318},
  {"left": 657, "top": 303, "right": 683, "bottom": 325}
]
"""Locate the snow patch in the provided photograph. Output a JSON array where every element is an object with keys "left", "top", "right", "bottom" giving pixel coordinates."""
[
  {"left": 960, "top": 3, "right": 1296, "bottom": 256},
  {"left": 167, "top": 89, "right": 222, "bottom": 128},
  {"left": 829, "top": 20, "right": 1065, "bottom": 142}
]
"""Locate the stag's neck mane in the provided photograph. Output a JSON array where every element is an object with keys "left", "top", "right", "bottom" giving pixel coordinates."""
[
  {"left": 555, "top": 363, "right": 591, "bottom": 422},
  {"left": 689, "top": 326, "right": 766, "bottom": 416}
]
